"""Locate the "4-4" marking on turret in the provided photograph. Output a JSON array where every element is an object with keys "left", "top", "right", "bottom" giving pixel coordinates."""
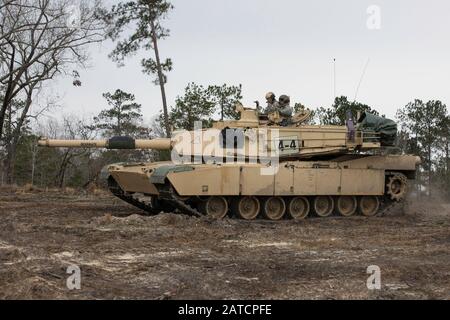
[{"left": 273, "top": 136, "right": 301, "bottom": 154}]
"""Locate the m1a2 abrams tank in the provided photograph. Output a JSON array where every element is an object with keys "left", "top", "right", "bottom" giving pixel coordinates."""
[{"left": 38, "top": 105, "right": 420, "bottom": 221}]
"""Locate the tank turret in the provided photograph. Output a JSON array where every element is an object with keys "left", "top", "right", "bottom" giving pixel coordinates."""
[{"left": 38, "top": 105, "right": 392, "bottom": 160}]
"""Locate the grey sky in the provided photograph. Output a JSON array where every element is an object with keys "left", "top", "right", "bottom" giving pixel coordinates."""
[{"left": 48, "top": 0, "right": 450, "bottom": 123}]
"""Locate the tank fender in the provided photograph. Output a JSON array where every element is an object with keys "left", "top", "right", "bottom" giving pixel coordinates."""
[{"left": 150, "top": 165, "right": 194, "bottom": 184}]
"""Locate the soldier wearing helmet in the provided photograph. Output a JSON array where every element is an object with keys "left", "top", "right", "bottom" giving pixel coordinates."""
[
  {"left": 278, "top": 95, "right": 293, "bottom": 119},
  {"left": 264, "top": 92, "right": 280, "bottom": 114},
  {"left": 264, "top": 92, "right": 293, "bottom": 126},
  {"left": 275, "top": 94, "right": 293, "bottom": 126}
]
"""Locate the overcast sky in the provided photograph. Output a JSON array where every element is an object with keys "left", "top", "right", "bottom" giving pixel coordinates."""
[{"left": 47, "top": 0, "right": 450, "bottom": 123}]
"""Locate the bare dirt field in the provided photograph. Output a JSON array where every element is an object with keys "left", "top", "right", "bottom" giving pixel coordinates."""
[{"left": 0, "top": 187, "right": 449, "bottom": 300}]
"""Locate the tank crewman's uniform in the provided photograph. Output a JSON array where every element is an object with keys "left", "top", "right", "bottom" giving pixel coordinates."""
[
  {"left": 277, "top": 95, "right": 293, "bottom": 126},
  {"left": 346, "top": 110, "right": 356, "bottom": 142},
  {"left": 264, "top": 92, "right": 293, "bottom": 126},
  {"left": 264, "top": 92, "right": 280, "bottom": 114},
  {"left": 278, "top": 95, "right": 293, "bottom": 118}
]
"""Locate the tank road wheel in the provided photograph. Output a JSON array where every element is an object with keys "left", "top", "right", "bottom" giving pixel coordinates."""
[
  {"left": 337, "top": 196, "right": 358, "bottom": 217},
  {"left": 359, "top": 196, "right": 380, "bottom": 217},
  {"left": 232, "top": 197, "right": 260, "bottom": 220},
  {"left": 313, "top": 196, "right": 334, "bottom": 217},
  {"left": 386, "top": 174, "right": 408, "bottom": 201},
  {"left": 261, "top": 197, "right": 286, "bottom": 221},
  {"left": 287, "top": 197, "right": 310, "bottom": 220},
  {"left": 199, "top": 196, "right": 229, "bottom": 219}
]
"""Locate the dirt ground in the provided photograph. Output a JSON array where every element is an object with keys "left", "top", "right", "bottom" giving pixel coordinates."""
[{"left": 0, "top": 187, "right": 449, "bottom": 300}]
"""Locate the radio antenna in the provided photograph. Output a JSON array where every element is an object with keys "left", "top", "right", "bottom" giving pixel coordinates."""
[
  {"left": 333, "top": 58, "right": 336, "bottom": 100},
  {"left": 354, "top": 58, "right": 370, "bottom": 101}
]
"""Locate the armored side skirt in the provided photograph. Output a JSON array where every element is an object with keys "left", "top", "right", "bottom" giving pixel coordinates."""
[{"left": 109, "top": 155, "right": 419, "bottom": 197}]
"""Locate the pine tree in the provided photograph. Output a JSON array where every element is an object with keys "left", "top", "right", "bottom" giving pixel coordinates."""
[
  {"left": 397, "top": 99, "right": 449, "bottom": 196},
  {"left": 98, "top": 0, "right": 174, "bottom": 137},
  {"left": 316, "top": 96, "right": 380, "bottom": 125},
  {"left": 93, "top": 89, "right": 149, "bottom": 138}
]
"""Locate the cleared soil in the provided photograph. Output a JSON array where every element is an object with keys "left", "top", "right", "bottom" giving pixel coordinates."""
[{"left": 0, "top": 188, "right": 449, "bottom": 300}]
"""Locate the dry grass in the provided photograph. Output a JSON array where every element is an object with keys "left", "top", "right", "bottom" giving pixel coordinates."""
[
  {"left": 0, "top": 189, "right": 449, "bottom": 300},
  {"left": 0, "top": 184, "right": 109, "bottom": 196}
]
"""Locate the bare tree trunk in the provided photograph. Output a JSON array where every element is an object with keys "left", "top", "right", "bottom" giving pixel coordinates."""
[
  {"left": 428, "top": 144, "right": 432, "bottom": 197},
  {"left": 3, "top": 101, "right": 13, "bottom": 184},
  {"left": 56, "top": 150, "right": 71, "bottom": 188},
  {"left": 0, "top": 41, "right": 16, "bottom": 140},
  {"left": 5, "top": 143, "right": 17, "bottom": 184},
  {"left": 0, "top": 166, "right": 4, "bottom": 186},
  {"left": 446, "top": 139, "right": 450, "bottom": 196},
  {"left": 446, "top": 139, "right": 449, "bottom": 176},
  {"left": 5, "top": 114, "right": 19, "bottom": 185},
  {"left": 4, "top": 85, "right": 34, "bottom": 184},
  {"left": 150, "top": 19, "right": 170, "bottom": 137},
  {"left": 31, "top": 145, "right": 36, "bottom": 185}
]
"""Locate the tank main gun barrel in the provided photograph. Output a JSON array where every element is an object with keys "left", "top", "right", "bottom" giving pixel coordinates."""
[{"left": 38, "top": 136, "right": 171, "bottom": 151}]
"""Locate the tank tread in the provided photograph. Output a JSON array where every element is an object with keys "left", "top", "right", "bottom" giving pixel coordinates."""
[
  {"left": 108, "top": 180, "right": 158, "bottom": 215},
  {"left": 158, "top": 189, "right": 203, "bottom": 217},
  {"left": 108, "top": 177, "right": 404, "bottom": 219},
  {"left": 109, "top": 178, "right": 202, "bottom": 217},
  {"left": 111, "top": 190, "right": 157, "bottom": 215},
  {"left": 110, "top": 192, "right": 404, "bottom": 219}
]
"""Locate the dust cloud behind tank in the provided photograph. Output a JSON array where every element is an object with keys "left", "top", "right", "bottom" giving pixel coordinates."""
[{"left": 38, "top": 104, "right": 420, "bottom": 220}]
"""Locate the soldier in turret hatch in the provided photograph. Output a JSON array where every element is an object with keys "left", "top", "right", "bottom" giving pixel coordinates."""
[
  {"left": 277, "top": 95, "right": 293, "bottom": 126},
  {"left": 278, "top": 95, "right": 293, "bottom": 118},
  {"left": 264, "top": 92, "right": 280, "bottom": 114},
  {"left": 264, "top": 92, "right": 293, "bottom": 126}
]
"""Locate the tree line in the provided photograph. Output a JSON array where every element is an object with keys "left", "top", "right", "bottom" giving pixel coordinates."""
[{"left": 2, "top": 86, "right": 449, "bottom": 199}]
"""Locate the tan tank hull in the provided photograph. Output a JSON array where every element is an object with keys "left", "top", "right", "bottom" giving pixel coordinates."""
[
  {"left": 105, "top": 154, "right": 419, "bottom": 219},
  {"left": 109, "top": 155, "right": 419, "bottom": 196}
]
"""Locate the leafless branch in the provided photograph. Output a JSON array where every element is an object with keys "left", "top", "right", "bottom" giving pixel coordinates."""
[{"left": 0, "top": 0, "right": 106, "bottom": 140}]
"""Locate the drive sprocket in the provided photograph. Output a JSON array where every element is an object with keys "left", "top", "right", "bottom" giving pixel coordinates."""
[{"left": 386, "top": 173, "right": 408, "bottom": 201}]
